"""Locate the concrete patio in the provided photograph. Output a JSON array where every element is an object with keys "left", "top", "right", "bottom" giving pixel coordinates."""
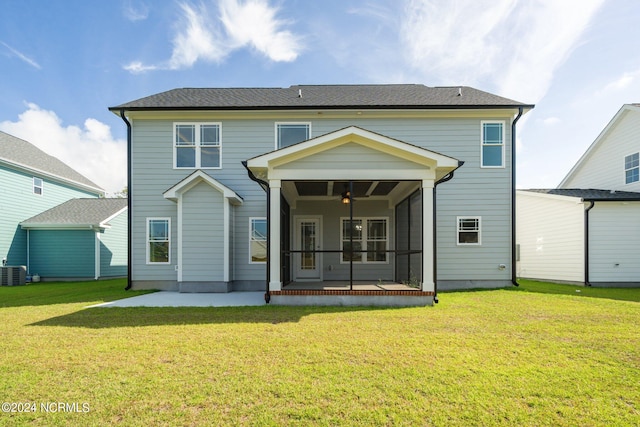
[{"left": 90, "top": 291, "right": 266, "bottom": 308}]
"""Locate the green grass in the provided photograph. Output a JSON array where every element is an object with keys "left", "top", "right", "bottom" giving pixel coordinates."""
[{"left": 0, "top": 279, "right": 638, "bottom": 426}]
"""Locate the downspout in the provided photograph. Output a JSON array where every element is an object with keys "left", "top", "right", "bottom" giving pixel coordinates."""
[
  {"left": 511, "top": 106, "right": 524, "bottom": 287},
  {"left": 242, "top": 161, "right": 271, "bottom": 303},
  {"left": 432, "top": 160, "right": 465, "bottom": 304},
  {"left": 584, "top": 200, "right": 595, "bottom": 286},
  {"left": 119, "top": 109, "right": 133, "bottom": 290}
]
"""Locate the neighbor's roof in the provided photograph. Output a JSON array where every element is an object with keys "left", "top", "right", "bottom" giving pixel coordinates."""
[
  {"left": 522, "top": 188, "right": 640, "bottom": 201},
  {"left": 110, "top": 84, "right": 534, "bottom": 111},
  {"left": 0, "top": 131, "right": 103, "bottom": 193},
  {"left": 20, "top": 198, "right": 127, "bottom": 228}
]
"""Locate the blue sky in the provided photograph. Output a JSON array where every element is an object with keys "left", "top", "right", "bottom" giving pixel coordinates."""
[{"left": 1, "top": 0, "right": 639, "bottom": 194}]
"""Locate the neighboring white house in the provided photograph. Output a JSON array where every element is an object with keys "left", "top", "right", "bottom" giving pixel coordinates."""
[
  {"left": 517, "top": 104, "right": 640, "bottom": 287},
  {"left": 110, "top": 84, "right": 533, "bottom": 305}
]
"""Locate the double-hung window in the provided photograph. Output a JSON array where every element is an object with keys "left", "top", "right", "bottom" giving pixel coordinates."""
[
  {"left": 174, "top": 123, "right": 221, "bottom": 168},
  {"left": 33, "top": 177, "right": 43, "bottom": 195},
  {"left": 249, "top": 218, "right": 267, "bottom": 263},
  {"left": 341, "top": 217, "right": 388, "bottom": 263},
  {"left": 624, "top": 152, "right": 639, "bottom": 184},
  {"left": 147, "top": 218, "right": 170, "bottom": 264},
  {"left": 481, "top": 121, "right": 504, "bottom": 167},
  {"left": 457, "top": 217, "right": 481, "bottom": 245},
  {"left": 276, "top": 123, "right": 310, "bottom": 149}
]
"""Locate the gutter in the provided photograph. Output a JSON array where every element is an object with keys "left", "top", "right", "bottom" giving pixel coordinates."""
[
  {"left": 432, "top": 160, "right": 465, "bottom": 304},
  {"left": 242, "top": 161, "right": 271, "bottom": 303},
  {"left": 584, "top": 200, "right": 595, "bottom": 286},
  {"left": 511, "top": 106, "right": 524, "bottom": 287},
  {"left": 119, "top": 109, "right": 133, "bottom": 290}
]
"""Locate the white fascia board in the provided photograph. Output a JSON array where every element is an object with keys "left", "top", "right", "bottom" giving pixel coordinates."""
[
  {"left": 559, "top": 104, "right": 640, "bottom": 187},
  {"left": 163, "top": 170, "right": 243, "bottom": 205},
  {"left": 100, "top": 206, "right": 128, "bottom": 228}
]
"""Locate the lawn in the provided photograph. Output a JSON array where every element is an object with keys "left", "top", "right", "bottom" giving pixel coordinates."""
[{"left": 0, "top": 279, "right": 638, "bottom": 426}]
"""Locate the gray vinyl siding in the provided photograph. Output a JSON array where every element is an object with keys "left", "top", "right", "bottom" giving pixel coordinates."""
[
  {"left": 0, "top": 164, "right": 100, "bottom": 267},
  {"left": 182, "top": 182, "right": 224, "bottom": 281},
  {"left": 130, "top": 114, "right": 514, "bottom": 286},
  {"left": 29, "top": 230, "right": 95, "bottom": 279},
  {"left": 100, "top": 210, "right": 128, "bottom": 277},
  {"left": 589, "top": 202, "right": 640, "bottom": 283}
]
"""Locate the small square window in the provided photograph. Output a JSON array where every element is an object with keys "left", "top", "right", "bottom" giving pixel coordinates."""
[
  {"left": 457, "top": 217, "right": 481, "bottom": 245},
  {"left": 174, "top": 123, "right": 221, "bottom": 169}
]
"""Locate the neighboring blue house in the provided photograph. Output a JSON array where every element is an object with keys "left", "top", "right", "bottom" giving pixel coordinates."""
[
  {"left": 0, "top": 131, "right": 127, "bottom": 282},
  {"left": 110, "top": 84, "right": 533, "bottom": 305},
  {"left": 20, "top": 198, "right": 128, "bottom": 280}
]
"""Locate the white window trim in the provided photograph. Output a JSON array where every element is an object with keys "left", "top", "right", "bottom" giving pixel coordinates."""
[
  {"left": 146, "top": 217, "right": 171, "bottom": 265},
  {"left": 173, "top": 122, "right": 222, "bottom": 170},
  {"left": 457, "top": 216, "right": 482, "bottom": 246},
  {"left": 480, "top": 120, "right": 505, "bottom": 168},
  {"left": 249, "top": 217, "right": 267, "bottom": 264},
  {"left": 33, "top": 177, "right": 43, "bottom": 196},
  {"left": 624, "top": 151, "right": 639, "bottom": 185},
  {"left": 275, "top": 122, "right": 311, "bottom": 150},
  {"left": 340, "top": 217, "right": 389, "bottom": 264}
]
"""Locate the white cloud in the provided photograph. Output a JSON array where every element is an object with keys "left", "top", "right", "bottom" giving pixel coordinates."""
[
  {"left": 125, "top": 0, "right": 301, "bottom": 72},
  {"left": 1, "top": 41, "right": 41, "bottom": 69},
  {"left": 541, "top": 117, "right": 561, "bottom": 126},
  {"left": 123, "top": 0, "right": 149, "bottom": 22},
  {"left": 600, "top": 68, "right": 640, "bottom": 94},
  {"left": 400, "top": 0, "right": 606, "bottom": 103},
  {"left": 0, "top": 104, "right": 127, "bottom": 195}
]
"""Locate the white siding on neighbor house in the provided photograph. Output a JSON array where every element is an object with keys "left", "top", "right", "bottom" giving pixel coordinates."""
[
  {"left": 562, "top": 109, "right": 640, "bottom": 192},
  {"left": 130, "top": 113, "right": 516, "bottom": 286},
  {"left": 181, "top": 181, "right": 225, "bottom": 281},
  {"left": 516, "top": 191, "right": 584, "bottom": 283},
  {"left": 589, "top": 202, "right": 640, "bottom": 282}
]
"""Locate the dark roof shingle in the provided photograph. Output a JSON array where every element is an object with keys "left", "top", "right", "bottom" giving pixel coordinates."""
[
  {"left": 110, "top": 84, "right": 533, "bottom": 111},
  {"left": 523, "top": 188, "right": 640, "bottom": 201},
  {"left": 0, "top": 131, "right": 102, "bottom": 192},
  {"left": 20, "top": 198, "right": 127, "bottom": 227}
]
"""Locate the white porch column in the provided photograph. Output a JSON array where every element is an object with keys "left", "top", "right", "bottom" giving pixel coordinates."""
[
  {"left": 269, "top": 180, "right": 282, "bottom": 291},
  {"left": 422, "top": 180, "right": 435, "bottom": 292}
]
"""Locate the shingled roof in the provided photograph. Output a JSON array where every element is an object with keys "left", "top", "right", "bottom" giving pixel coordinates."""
[
  {"left": 20, "top": 198, "right": 127, "bottom": 228},
  {"left": 0, "top": 131, "right": 103, "bottom": 193},
  {"left": 522, "top": 188, "right": 640, "bottom": 201},
  {"left": 109, "top": 84, "right": 533, "bottom": 111}
]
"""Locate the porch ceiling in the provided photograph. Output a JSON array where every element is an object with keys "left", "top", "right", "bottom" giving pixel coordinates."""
[{"left": 283, "top": 179, "right": 419, "bottom": 205}]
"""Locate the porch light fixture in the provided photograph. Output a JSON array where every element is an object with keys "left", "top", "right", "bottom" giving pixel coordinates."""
[{"left": 341, "top": 190, "right": 351, "bottom": 204}]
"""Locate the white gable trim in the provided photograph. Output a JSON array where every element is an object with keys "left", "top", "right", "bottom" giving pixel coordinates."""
[
  {"left": 559, "top": 104, "right": 640, "bottom": 187},
  {"left": 163, "top": 170, "right": 243, "bottom": 205},
  {"left": 246, "top": 126, "right": 460, "bottom": 178}
]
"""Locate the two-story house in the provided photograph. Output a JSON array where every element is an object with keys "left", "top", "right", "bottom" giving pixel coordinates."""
[
  {"left": 517, "top": 104, "right": 640, "bottom": 286},
  {"left": 0, "top": 131, "right": 127, "bottom": 282},
  {"left": 110, "top": 84, "right": 533, "bottom": 305}
]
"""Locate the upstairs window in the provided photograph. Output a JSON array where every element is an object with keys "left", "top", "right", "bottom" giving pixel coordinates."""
[
  {"left": 174, "top": 123, "right": 221, "bottom": 169},
  {"left": 625, "top": 152, "right": 639, "bottom": 184},
  {"left": 276, "top": 123, "right": 310, "bottom": 149},
  {"left": 33, "top": 177, "right": 43, "bottom": 195},
  {"left": 481, "top": 121, "right": 504, "bottom": 168},
  {"left": 457, "top": 217, "right": 481, "bottom": 245}
]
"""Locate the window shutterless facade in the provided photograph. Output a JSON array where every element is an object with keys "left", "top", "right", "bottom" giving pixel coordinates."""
[
  {"left": 174, "top": 123, "right": 221, "bottom": 169},
  {"left": 624, "top": 152, "right": 639, "bottom": 184},
  {"left": 249, "top": 218, "right": 267, "bottom": 263},
  {"left": 457, "top": 217, "right": 481, "bottom": 245},
  {"left": 481, "top": 121, "right": 505, "bottom": 168},
  {"left": 147, "top": 218, "right": 170, "bottom": 264},
  {"left": 276, "top": 123, "right": 310, "bottom": 149},
  {"left": 33, "top": 177, "right": 43, "bottom": 195},
  {"left": 341, "top": 217, "right": 388, "bottom": 263}
]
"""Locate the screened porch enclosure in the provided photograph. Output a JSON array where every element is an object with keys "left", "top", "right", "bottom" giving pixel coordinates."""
[{"left": 279, "top": 179, "right": 425, "bottom": 291}]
